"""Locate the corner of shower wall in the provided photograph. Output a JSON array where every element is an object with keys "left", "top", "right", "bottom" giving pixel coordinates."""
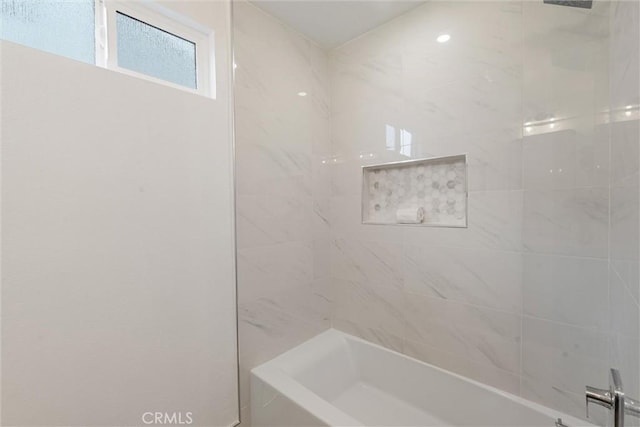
[
  {"left": 231, "top": 1, "right": 332, "bottom": 424},
  {"left": 608, "top": 0, "right": 640, "bottom": 415}
]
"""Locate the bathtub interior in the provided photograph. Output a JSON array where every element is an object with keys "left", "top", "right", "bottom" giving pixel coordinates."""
[{"left": 253, "top": 329, "right": 596, "bottom": 427}]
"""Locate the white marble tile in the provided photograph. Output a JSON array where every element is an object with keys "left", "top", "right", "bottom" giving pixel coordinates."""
[
  {"left": 330, "top": 0, "right": 524, "bottom": 169},
  {"left": 609, "top": 270, "right": 638, "bottom": 408},
  {"left": 329, "top": 52, "right": 402, "bottom": 119},
  {"left": 332, "top": 318, "right": 404, "bottom": 353},
  {"left": 328, "top": 17, "right": 404, "bottom": 118},
  {"left": 330, "top": 194, "right": 405, "bottom": 244},
  {"left": 608, "top": 8, "right": 640, "bottom": 401},
  {"left": 610, "top": 119, "right": 640, "bottom": 186},
  {"left": 237, "top": 242, "right": 314, "bottom": 302},
  {"left": 312, "top": 154, "right": 332, "bottom": 197},
  {"left": 394, "top": 125, "right": 523, "bottom": 192},
  {"left": 610, "top": 257, "right": 640, "bottom": 304},
  {"left": 523, "top": 188, "right": 609, "bottom": 258},
  {"left": 404, "top": 293, "right": 521, "bottom": 374},
  {"left": 236, "top": 194, "right": 313, "bottom": 249},
  {"left": 234, "top": 1, "right": 326, "bottom": 202},
  {"left": 401, "top": 1, "right": 522, "bottom": 91},
  {"left": 522, "top": 42, "right": 607, "bottom": 126},
  {"left": 330, "top": 100, "right": 404, "bottom": 158},
  {"left": 403, "top": 190, "right": 524, "bottom": 252},
  {"left": 331, "top": 238, "right": 404, "bottom": 289},
  {"left": 610, "top": 0, "right": 640, "bottom": 109},
  {"left": 523, "top": 253, "right": 609, "bottom": 330},
  {"left": 233, "top": 43, "right": 312, "bottom": 136},
  {"left": 312, "top": 195, "right": 331, "bottom": 238},
  {"left": 235, "top": 140, "right": 312, "bottom": 198},
  {"left": 521, "top": 315, "right": 611, "bottom": 425},
  {"left": 401, "top": 36, "right": 521, "bottom": 100},
  {"left": 241, "top": 300, "right": 326, "bottom": 345},
  {"left": 242, "top": 280, "right": 330, "bottom": 329},
  {"left": 464, "top": 128, "right": 524, "bottom": 192},
  {"left": 522, "top": 0, "right": 610, "bottom": 123},
  {"left": 403, "top": 338, "right": 521, "bottom": 395},
  {"left": 522, "top": 317, "right": 610, "bottom": 398},
  {"left": 330, "top": 148, "right": 414, "bottom": 198},
  {"left": 234, "top": 4, "right": 315, "bottom": 97},
  {"left": 404, "top": 245, "right": 522, "bottom": 314},
  {"left": 610, "top": 266, "right": 640, "bottom": 340},
  {"left": 235, "top": 4, "right": 331, "bottom": 407},
  {"left": 402, "top": 77, "right": 522, "bottom": 140},
  {"left": 610, "top": 173, "right": 640, "bottom": 268},
  {"left": 523, "top": 126, "right": 610, "bottom": 190},
  {"left": 238, "top": 299, "right": 327, "bottom": 406},
  {"left": 331, "top": 279, "right": 406, "bottom": 338},
  {"left": 312, "top": 239, "right": 331, "bottom": 280},
  {"left": 329, "top": 38, "right": 403, "bottom": 149},
  {"left": 329, "top": 156, "right": 363, "bottom": 197}
]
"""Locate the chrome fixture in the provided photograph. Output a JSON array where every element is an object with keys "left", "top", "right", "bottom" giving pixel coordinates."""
[
  {"left": 586, "top": 368, "right": 640, "bottom": 427},
  {"left": 555, "top": 418, "right": 569, "bottom": 427}
]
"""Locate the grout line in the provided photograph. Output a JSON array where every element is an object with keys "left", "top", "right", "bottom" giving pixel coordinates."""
[
  {"left": 611, "top": 262, "right": 640, "bottom": 308},
  {"left": 519, "top": 0, "right": 526, "bottom": 395},
  {"left": 606, "top": 10, "right": 614, "bottom": 371},
  {"left": 521, "top": 314, "right": 611, "bottom": 334}
]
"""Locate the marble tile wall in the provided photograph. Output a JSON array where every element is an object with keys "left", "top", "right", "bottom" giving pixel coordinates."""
[
  {"left": 609, "top": 1, "right": 640, "bottom": 425},
  {"left": 520, "top": 2, "right": 613, "bottom": 422},
  {"left": 235, "top": 0, "right": 638, "bottom": 425},
  {"left": 329, "top": 0, "right": 529, "bottom": 404},
  {"left": 232, "top": 1, "right": 331, "bottom": 423},
  {"left": 328, "top": 1, "right": 637, "bottom": 424}
]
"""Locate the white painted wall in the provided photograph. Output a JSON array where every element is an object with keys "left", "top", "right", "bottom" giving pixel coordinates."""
[{"left": 0, "top": 1, "right": 237, "bottom": 422}]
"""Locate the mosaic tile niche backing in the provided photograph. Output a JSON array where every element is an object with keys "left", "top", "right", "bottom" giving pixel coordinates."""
[{"left": 362, "top": 155, "right": 467, "bottom": 227}]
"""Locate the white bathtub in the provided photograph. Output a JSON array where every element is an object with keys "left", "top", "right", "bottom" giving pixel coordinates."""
[{"left": 251, "top": 329, "right": 595, "bottom": 427}]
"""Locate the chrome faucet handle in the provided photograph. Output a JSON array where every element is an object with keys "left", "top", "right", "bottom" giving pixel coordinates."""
[
  {"left": 585, "top": 369, "right": 626, "bottom": 427},
  {"left": 586, "top": 385, "right": 613, "bottom": 418}
]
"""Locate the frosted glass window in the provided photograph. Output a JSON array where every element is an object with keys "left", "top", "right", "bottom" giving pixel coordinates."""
[
  {"left": 0, "top": 0, "right": 95, "bottom": 64},
  {"left": 116, "top": 12, "right": 197, "bottom": 89}
]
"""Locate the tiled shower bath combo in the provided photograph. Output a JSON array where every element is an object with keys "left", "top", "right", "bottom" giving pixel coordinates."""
[
  {"left": 237, "top": 0, "right": 640, "bottom": 426},
  {"left": 0, "top": 0, "right": 637, "bottom": 425}
]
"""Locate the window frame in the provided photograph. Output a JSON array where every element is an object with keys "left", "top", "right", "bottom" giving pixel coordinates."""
[{"left": 96, "top": 0, "right": 215, "bottom": 98}]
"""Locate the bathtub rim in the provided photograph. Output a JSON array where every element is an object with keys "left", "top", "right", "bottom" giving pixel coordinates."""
[{"left": 251, "top": 328, "right": 597, "bottom": 427}]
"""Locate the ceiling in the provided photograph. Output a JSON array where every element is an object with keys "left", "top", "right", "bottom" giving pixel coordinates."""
[{"left": 250, "top": 0, "right": 427, "bottom": 49}]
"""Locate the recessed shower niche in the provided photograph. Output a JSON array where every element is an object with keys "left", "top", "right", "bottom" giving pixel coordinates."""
[{"left": 362, "top": 155, "right": 467, "bottom": 227}]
